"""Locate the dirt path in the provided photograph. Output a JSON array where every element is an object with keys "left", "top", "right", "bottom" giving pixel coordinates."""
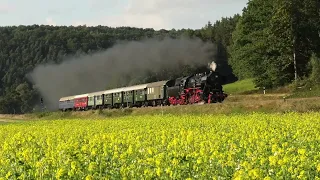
[{"left": 0, "top": 114, "right": 28, "bottom": 123}]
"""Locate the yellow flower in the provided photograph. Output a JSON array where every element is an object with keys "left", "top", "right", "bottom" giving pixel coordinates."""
[
  {"left": 172, "top": 158, "right": 179, "bottom": 166},
  {"left": 5, "top": 171, "right": 12, "bottom": 179},
  {"left": 86, "top": 175, "right": 93, "bottom": 180},
  {"left": 269, "top": 156, "right": 277, "bottom": 166},
  {"left": 317, "top": 164, "right": 320, "bottom": 172},
  {"left": 88, "top": 162, "right": 96, "bottom": 172},
  {"left": 127, "top": 145, "right": 133, "bottom": 154},
  {"left": 156, "top": 168, "right": 161, "bottom": 176},
  {"left": 298, "top": 149, "right": 306, "bottom": 155},
  {"left": 55, "top": 168, "right": 65, "bottom": 179},
  {"left": 71, "top": 161, "right": 77, "bottom": 170},
  {"left": 248, "top": 169, "right": 260, "bottom": 179}
]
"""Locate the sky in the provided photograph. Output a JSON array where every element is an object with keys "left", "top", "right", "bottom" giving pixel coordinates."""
[{"left": 0, "top": 0, "right": 248, "bottom": 30}]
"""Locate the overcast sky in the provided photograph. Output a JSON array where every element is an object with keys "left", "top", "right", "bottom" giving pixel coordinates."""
[{"left": 0, "top": 0, "right": 248, "bottom": 30}]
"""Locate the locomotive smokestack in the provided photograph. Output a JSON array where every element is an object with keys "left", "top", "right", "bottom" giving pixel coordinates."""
[{"left": 208, "top": 61, "right": 217, "bottom": 72}]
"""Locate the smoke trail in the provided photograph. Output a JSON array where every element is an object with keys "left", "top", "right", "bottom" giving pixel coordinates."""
[{"left": 27, "top": 36, "right": 218, "bottom": 110}]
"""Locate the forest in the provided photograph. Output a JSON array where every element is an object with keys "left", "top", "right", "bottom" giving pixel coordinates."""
[{"left": 0, "top": 0, "right": 319, "bottom": 114}]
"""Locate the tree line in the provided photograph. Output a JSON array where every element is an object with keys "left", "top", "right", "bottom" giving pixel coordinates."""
[
  {"left": 0, "top": 0, "right": 319, "bottom": 114},
  {"left": 229, "top": 0, "right": 320, "bottom": 88}
]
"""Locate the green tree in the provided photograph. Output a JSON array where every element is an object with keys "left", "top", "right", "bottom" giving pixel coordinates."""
[
  {"left": 228, "top": 0, "right": 274, "bottom": 83},
  {"left": 308, "top": 54, "right": 320, "bottom": 84},
  {"left": 229, "top": 0, "right": 320, "bottom": 88},
  {"left": 266, "top": 0, "right": 320, "bottom": 86}
]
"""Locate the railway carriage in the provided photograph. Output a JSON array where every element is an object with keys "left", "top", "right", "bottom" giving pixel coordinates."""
[
  {"left": 134, "top": 86, "right": 147, "bottom": 106},
  {"left": 104, "top": 88, "right": 124, "bottom": 108},
  {"left": 102, "top": 89, "right": 114, "bottom": 108},
  {"left": 87, "top": 91, "right": 105, "bottom": 109},
  {"left": 74, "top": 94, "right": 89, "bottom": 110},
  {"left": 122, "top": 84, "right": 148, "bottom": 107},
  {"left": 59, "top": 96, "right": 75, "bottom": 111},
  {"left": 145, "top": 80, "right": 169, "bottom": 106}
]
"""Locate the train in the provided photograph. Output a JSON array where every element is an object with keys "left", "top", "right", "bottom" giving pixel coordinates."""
[{"left": 58, "top": 69, "right": 228, "bottom": 111}]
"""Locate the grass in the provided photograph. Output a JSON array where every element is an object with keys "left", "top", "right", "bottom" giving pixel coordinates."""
[
  {"left": 11, "top": 95, "right": 319, "bottom": 121},
  {"left": 223, "top": 79, "right": 258, "bottom": 94},
  {"left": 287, "top": 85, "right": 320, "bottom": 99}
]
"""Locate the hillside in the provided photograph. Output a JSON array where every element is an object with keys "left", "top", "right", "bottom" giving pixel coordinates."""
[{"left": 0, "top": 16, "right": 239, "bottom": 114}]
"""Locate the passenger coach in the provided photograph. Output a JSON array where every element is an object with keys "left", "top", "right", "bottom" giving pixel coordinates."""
[{"left": 58, "top": 80, "right": 170, "bottom": 111}]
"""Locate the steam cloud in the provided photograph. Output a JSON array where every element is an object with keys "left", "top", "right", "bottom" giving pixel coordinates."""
[
  {"left": 209, "top": 61, "right": 217, "bottom": 71},
  {"left": 27, "top": 36, "right": 218, "bottom": 110}
]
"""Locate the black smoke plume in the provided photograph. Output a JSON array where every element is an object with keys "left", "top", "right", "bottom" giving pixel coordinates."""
[{"left": 27, "top": 36, "right": 221, "bottom": 110}]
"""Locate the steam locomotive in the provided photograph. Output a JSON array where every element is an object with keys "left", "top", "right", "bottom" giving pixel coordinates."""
[
  {"left": 166, "top": 70, "right": 226, "bottom": 105},
  {"left": 58, "top": 68, "right": 228, "bottom": 111}
]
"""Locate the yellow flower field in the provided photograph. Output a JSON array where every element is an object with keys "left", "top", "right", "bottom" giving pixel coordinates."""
[{"left": 1, "top": 112, "right": 320, "bottom": 179}]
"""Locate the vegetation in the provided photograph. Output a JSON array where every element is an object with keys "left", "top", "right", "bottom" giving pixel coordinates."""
[
  {"left": 1, "top": 113, "right": 320, "bottom": 179},
  {"left": 222, "top": 79, "right": 258, "bottom": 94},
  {"left": 229, "top": 0, "right": 320, "bottom": 88},
  {"left": 0, "top": 94, "right": 314, "bottom": 121},
  {"left": 287, "top": 85, "right": 320, "bottom": 98}
]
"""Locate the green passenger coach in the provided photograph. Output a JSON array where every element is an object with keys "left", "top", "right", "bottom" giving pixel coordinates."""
[
  {"left": 122, "top": 84, "right": 148, "bottom": 107},
  {"left": 102, "top": 88, "right": 123, "bottom": 108},
  {"left": 87, "top": 91, "right": 105, "bottom": 109},
  {"left": 103, "top": 92, "right": 113, "bottom": 108}
]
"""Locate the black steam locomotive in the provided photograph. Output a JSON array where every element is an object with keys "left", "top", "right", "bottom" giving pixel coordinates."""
[{"left": 165, "top": 70, "right": 227, "bottom": 105}]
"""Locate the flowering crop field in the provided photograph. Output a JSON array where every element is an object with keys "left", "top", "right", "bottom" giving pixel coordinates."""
[{"left": 1, "top": 112, "right": 320, "bottom": 179}]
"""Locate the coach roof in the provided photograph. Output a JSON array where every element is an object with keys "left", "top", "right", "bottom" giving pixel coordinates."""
[
  {"left": 146, "top": 80, "right": 169, "bottom": 87},
  {"left": 103, "top": 87, "right": 124, "bottom": 94},
  {"left": 121, "top": 84, "right": 148, "bottom": 92},
  {"left": 59, "top": 95, "right": 75, "bottom": 101},
  {"left": 88, "top": 91, "right": 105, "bottom": 97},
  {"left": 74, "top": 93, "right": 89, "bottom": 98}
]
